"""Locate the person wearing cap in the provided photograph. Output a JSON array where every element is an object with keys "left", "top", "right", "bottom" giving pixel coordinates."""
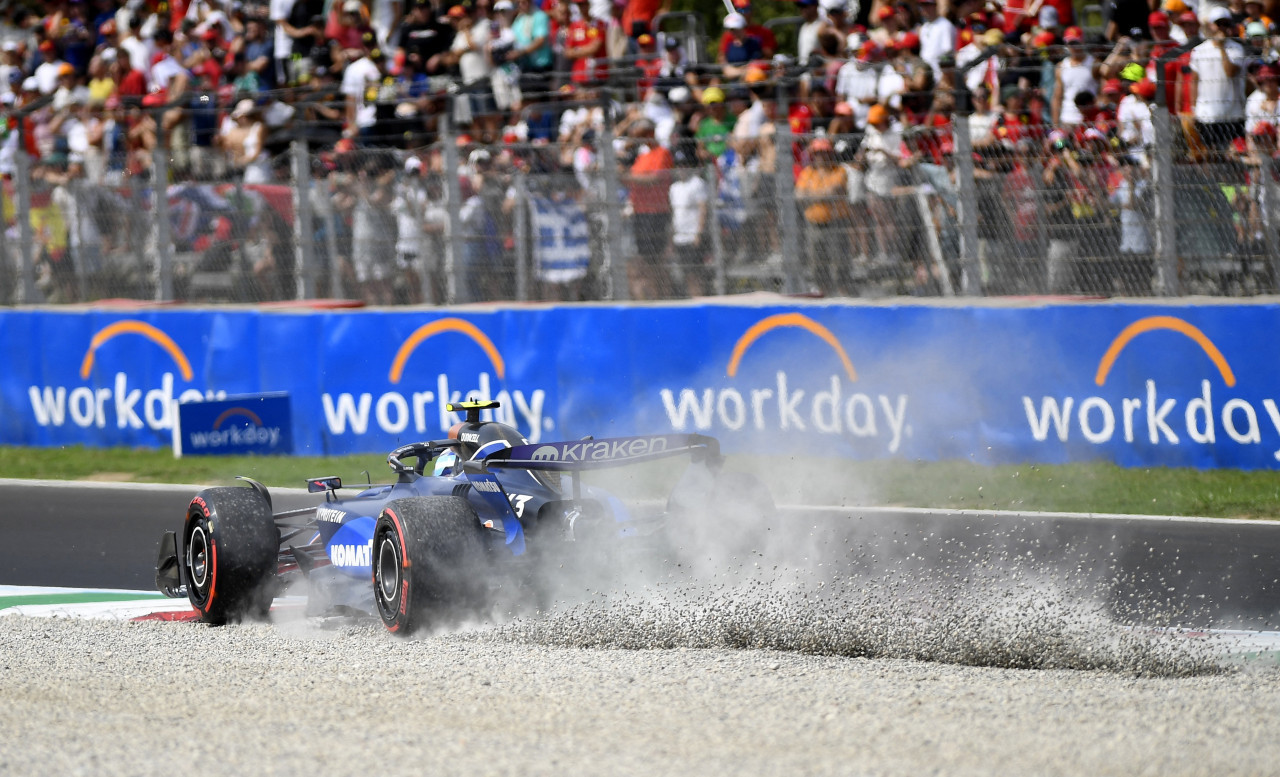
[
  {"left": 216, "top": 98, "right": 270, "bottom": 182},
  {"left": 795, "top": 135, "right": 850, "bottom": 292},
  {"left": 1117, "top": 76, "right": 1156, "bottom": 152},
  {"left": 1187, "top": 5, "right": 1247, "bottom": 149},
  {"left": 1246, "top": 63, "right": 1280, "bottom": 133},
  {"left": 859, "top": 102, "right": 910, "bottom": 269},
  {"left": 1052, "top": 27, "right": 1101, "bottom": 125},
  {"left": 835, "top": 41, "right": 881, "bottom": 129},
  {"left": 694, "top": 85, "right": 734, "bottom": 158},
  {"left": 34, "top": 41, "right": 68, "bottom": 95},
  {"left": 718, "top": 12, "right": 763, "bottom": 81},
  {"left": 918, "top": 0, "right": 957, "bottom": 80}
]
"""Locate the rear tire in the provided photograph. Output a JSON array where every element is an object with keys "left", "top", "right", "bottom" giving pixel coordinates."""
[
  {"left": 184, "top": 486, "right": 279, "bottom": 625},
  {"left": 372, "top": 497, "right": 488, "bottom": 635}
]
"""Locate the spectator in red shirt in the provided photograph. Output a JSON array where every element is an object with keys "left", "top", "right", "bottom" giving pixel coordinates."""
[
  {"left": 114, "top": 53, "right": 148, "bottom": 100},
  {"left": 622, "top": 117, "right": 673, "bottom": 299},
  {"left": 727, "top": 0, "right": 776, "bottom": 58},
  {"left": 565, "top": 0, "right": 607, "bottom": 84}
]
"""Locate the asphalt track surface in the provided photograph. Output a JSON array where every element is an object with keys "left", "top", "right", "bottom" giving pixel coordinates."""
[{"left": 3, "top": 478, "right": 1280, "bottom": 628}]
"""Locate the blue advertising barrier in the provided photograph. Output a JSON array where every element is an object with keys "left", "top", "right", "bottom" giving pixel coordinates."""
[
  {"left": 4, "top": 301, "right": 1280, "bottom": 469},
  {"left": 175, "top": 393, "right": 293, "bottom": 457}
]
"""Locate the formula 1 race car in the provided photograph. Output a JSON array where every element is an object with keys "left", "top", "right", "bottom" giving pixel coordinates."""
[{"left": 155, "top": 399, "right": 773, "bottom": 634}]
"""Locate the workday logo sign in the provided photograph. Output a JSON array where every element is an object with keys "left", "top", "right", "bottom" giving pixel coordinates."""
[
  {"left": 1022, "top": 315, "right": 1280, "bottom": 460},
  {"left": 320, "top": 317, "right": 550, "bottom": 441},
  {"left": 28, "top": 319, "right": 223, "bottom": 433},
  {"left": 180, "top": 397, "right": 292, "bottom": 454},
  {"left": 659, "top": 312, "right": 910, "bottom": 453}
]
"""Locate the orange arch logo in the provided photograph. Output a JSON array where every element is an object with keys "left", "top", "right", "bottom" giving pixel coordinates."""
[
  {"left": 388, "top": 317, "right": 506, "bottom": 384},
  {"left": 726, "top": 312, "right": 857, "bottom": 381},
  {"left": 79, "top": 320, "right": 194, "bottom": 381},
  {"left": 213, "top": 407, "right": 263, "bottom": 429},
  {"left": 1094, "top": 315, "right": 1236, "bottom": 387}
]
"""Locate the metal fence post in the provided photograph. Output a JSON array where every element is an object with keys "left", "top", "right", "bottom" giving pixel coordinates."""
[
  {"left": 514, "top": 170, "right": 529, "bottom": 301},
  {"left": 152, "top": 142, "right": 172, "bottom": 302},
  {"left": 1151, "top": 108, "right": 1180, "bottom": 296},
  {"left": 599, "top": 93, "right": 627, "bottom": 301},
  {"left": 1261, "top": 153, "right": 1280, "bottom": 291},
  {"left": 291, "top": 139, "right": 314, "bottom": 300},
  {"left": 1030, "top": 159, "right": 1049, "bottom": 295},
  {"left": 14, "top": 150, "right": 35, "bottom": 303},
  {"left": 774, "top": 83, "right": 800, "bottom": 294},
  {"left": 707, "top": 162, "right": 725, "bottom": 296},
  {"left": 951, "top": 117, "right": 982, "bottom": 296},
  {"left": 441, "top": 100, "right": 467, "bottom": 304}
]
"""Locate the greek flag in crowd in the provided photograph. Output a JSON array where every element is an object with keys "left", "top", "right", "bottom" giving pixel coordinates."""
[
  {"left": 529, "top": 194, "right": 590, "bottom": 284},
  {"left": 717, "top": 149, "right": 746, "bottom": 230}
]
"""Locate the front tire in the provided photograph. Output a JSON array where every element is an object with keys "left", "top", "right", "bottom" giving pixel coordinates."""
[
  {"left": 184, "top": 486, "right": 279, "bottom": 624},
  {"left": 372, "top": 497, "right": 488, "bottom": 635}
]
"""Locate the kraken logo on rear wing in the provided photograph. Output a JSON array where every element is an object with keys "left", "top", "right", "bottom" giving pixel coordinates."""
[{"left": 481, "top": 434, "right": 721, "bottom": 471}]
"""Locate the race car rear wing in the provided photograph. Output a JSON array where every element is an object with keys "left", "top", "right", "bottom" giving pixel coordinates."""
[{"left": 479, "top": 433, "right": 721, "bottom": 472}]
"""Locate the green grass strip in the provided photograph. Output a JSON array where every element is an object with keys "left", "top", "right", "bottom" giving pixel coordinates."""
[{"left": 0, "top": 592, "right": 166, "bottom": 610}]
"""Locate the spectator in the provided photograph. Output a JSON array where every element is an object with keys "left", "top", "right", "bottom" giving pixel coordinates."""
[
  {"left": 859, "top": 103, "right": 910, "bottom": 267},
  {"left": 719, "top": 13, "right": 762, "bottom": 81},
  {"left": 797, "top": 0, "right": 824, "bottom": 65},
  {"left": 393, "top": 155, "right": 428, "bottom": 303},
  {"left": 694, "top": 86, "right": 734, "bottom": 159},
  {"left": 35, "top": 41, "right": 67, "bottom": 95},
  {"left": 918, "top": 0, "right": 956, "bottom": 79},
  {"left": 621, "top": 0, "right": 670, "bottom": 49},
  {"left": 621, "top": 118, "right": 672, "bottom": 299},
  {"left": 668, "top": 151, "right": 709, "bottom": 295},
  {"left": 1247, "top": 65, "right": 1280, "bottom": 133},
  {"left": 1118, "top": 77, "right": 1156, "bottom": 155},
  {"left": 565, "top": 0, "right": 607, "bottom": 85},
  {"left": 444, "top": 4, "right": 496, "bottom": 137},
  {"left": 1053, "top": 27, "right": 1100, "bottom": 125},
  {"left": 795, "top": 136, "right": 848, "bottom": 291},
  {"left": 1189, "top": 6, "right": 1247, "bottom": 149},
  {"left": 836, "top": 42, "right": 881, "bottom": 129},
  {"left": 729, "top": 1, "right": 776, "bottom": 59},
  {"left": 511, "top": 0, "right": 553, "bottom": 92},
  {"left": 403, "top": 0, "right": 455, "bottom": 77},
  {"left": 1107, "top": 156, "right": 1150, "bottom": 294},
  {"left": 341, "top": 44, "right": 383, "bottom": 142},
  {"left": 351, "top": 152, "right": 399, "bottom": 303},
  {"left": 217, "top": 99, "right": 271, "bottom": 182}
]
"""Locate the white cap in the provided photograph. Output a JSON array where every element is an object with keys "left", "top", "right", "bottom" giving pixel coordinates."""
[
  {"left": 100, "top": 47, "right": 118, "bottom": 62},
  {"left": 667, "top": 85, "right": 690, "bottom": 103},
  {"left": 469, "top": 148, "right": 491, "bottom": 165},
  {"left": 231, "top": 98, "right": 255, "bottom": 118},
  {"left": 1, "top": 41, "right": 17, "bottom": 53},
  {"left": 1206, "top": 5, "right": 1232, "bottom": 22},
  {"left": 342, "top": 0, "right": 363, "bottom": 12},
  {"left": 494, "top": 0, "right": 514, "bottom": 10},
  {"left": 724, "top": 12, "right": 746, "bottom": 29},
  {"left": 21, "top": 76, "right": 37, "bottom": 91},
  {"left": 405, "top": 156, "right": 423, "bottom": 172}
]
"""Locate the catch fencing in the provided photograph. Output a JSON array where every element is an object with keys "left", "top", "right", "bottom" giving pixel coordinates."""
[{"left": 1, "top": 86, "right": 1276, "bottom": 304}]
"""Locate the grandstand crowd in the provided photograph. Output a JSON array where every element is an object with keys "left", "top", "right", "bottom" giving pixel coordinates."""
[{"left": 3, "top": 0, "right": 1280, "bottom": 303}]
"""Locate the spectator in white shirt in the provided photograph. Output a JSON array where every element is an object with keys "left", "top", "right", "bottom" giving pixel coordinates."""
[
  {"left": 835, "top": 42, "right": 881, "bottom": 129},
  {"left": 1189, "top": 5, "right": 1247, "bottom": 148},
  {"left": 917, "top": 0, "right": 956, "bottom": 80}
]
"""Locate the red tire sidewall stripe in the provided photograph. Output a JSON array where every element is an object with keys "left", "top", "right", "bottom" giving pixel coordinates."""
[{"left": 384, "top": 508, "right": 411, "bottom": 626}]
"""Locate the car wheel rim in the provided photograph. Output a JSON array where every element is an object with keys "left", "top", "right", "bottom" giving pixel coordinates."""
[
  {"left": 188, "top": 524, "right": 209, "bottom": 591},
  {"left": 377, "top": 536, "right": 400, "bottom": 605}
]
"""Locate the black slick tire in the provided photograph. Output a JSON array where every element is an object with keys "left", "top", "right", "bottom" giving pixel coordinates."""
[
  {"left": 372, "top": 496, "right": 487, "bottom": 636},
  {"left": 184, "top": 486, "right": 279, "bottom": 625}
]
